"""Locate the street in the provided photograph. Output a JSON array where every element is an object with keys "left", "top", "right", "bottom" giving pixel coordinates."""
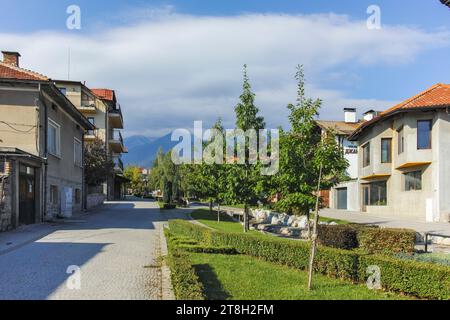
[{"left": 0, "top": 200, "right": 184, "bottom": 300}]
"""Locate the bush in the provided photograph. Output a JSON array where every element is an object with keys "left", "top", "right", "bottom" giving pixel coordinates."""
[
  {"left": 357, "top": 228, "right": 416, "bottom": 255},
  {"left": 176, "top": 244, "right": 238, "bottom": 255},
  {"left": 167, "top": 249, "right": 205, "bottom": 300},
  {"left": 317, "top": 225, "right": 359, "bottom": 250},
  {"left": 359, "top": 254, "right": 450, "bottom": 300},
  {"left": 159, "top": 202, "right": 177, "bottom": 210},
  {"left": 168, "top": 220, "right": 450, "bottom": 299}
]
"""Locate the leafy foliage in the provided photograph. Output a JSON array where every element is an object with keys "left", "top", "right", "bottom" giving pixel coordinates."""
[{"left": 84, "top": 138, "right": 114, "bottom": 186}]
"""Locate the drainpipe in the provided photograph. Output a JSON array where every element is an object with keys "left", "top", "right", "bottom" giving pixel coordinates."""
[
  {"left": 38, "top": 84, "right": 49, "bottom": 222},
  {"left": 82, "top": 135, "right": 87, "bottom": 212}
]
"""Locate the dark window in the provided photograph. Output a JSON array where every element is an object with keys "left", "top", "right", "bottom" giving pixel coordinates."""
[
  {"left": 87, "top": 117, "right": 95, "bottom": 136},
  {"left": 405, "top": 171, "right": 422, "bottom": 191},
  {"left": 75, "top": 189, "right": 81, "bottom": 204},
  {"left": 59, "top": 87, "right": 67, "bottom": 95},
  {"left": 0, "top": 160, "right": 4, "bottom": 174},
  {"left": 381, "top": 138, "right": 392, "bottom": 163},
  {"left": 397, "top": 126, "right": 404, "bottom": 154},
  {"left": 417, "top": 120, "right": 432, "bottom": 150},
  {"left": 362, "top": 143, "right": 370, "bottom": 167},
  {"left": 369, "top": 181, "right": 387, "bottom": 206}
]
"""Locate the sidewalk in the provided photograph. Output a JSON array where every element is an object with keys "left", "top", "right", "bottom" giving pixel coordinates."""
[{"left": 320, "top": 208, "right": 450, "bottom": 240}]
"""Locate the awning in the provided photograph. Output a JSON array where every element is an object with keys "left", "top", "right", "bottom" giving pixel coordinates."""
[
  {"left": 396, "top": 162, "right": 432, "bottom": 170},
  {"left": 361, "top": 174, "right": 391, "bottom": 181}
]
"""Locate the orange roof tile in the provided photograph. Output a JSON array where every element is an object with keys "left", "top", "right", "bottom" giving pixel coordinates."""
[
  {"left": 91, "top": 88, "right": 115, "bottom": 101},
  {"left": 0, "top": 61, "right": 48, "bottom": 81},
  {"left": 349, "top": 83, "right": 450, "bottom": 140}
]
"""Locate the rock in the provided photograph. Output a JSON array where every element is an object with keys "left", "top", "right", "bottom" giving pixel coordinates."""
[
  {"left": 287, "top": 216, "right": 296, "bottom": 226},
  {"left": 296, "top": 216, "right": 309, "bottom": 230},
  {"left": 329, "top": 222, "right": 338, "bottom": 226},
  {"left": 257, "top": 224, "right": 271, "bottom": 231},
  {"left": 271, "top": 216, "right": 282, "bottom": 225},
  {"left": 280, "top": 227, "right": 291, "bottom": 235},
  {"left": 300, "top": 230, "right": 310, "bottom": 239}
]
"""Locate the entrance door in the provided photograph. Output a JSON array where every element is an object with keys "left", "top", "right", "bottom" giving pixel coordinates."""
[
  {"left": 336, "top": 188, "right": 348, "bottom": 210},
  {"left": 362, "top": 185, "right": 370, "bottom": 212},
  {"left": 19, "top": 165, "right": 36, "bottom": 225}
]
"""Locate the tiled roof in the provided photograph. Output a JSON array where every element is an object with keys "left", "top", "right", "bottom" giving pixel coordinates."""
[
  {"left": 91, "top": 89, "right": 115, "bottom": 101},
  {"left": 349, "top": 83, "right": 450, "bottom": 140},
  {"left": 316, "top": 120, "right": 362, "bottom": 135},
  {"left": 0, "top": 61, "right": 48, "bottom": 81}
]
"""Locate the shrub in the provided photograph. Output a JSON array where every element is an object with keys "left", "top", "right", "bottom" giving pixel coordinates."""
[
  {"left": 357, "top": 228, "right": 416, "bottom": 255},
  {"left": 176, "top": 244, "right": 238, "bottom": 255},
  {"left": 167, "top": 249, "right": 205, "bottom": 300},
  {"left": 168, "top": 220, "right": 450, "bottom": 299},
  {"left": 359, "top": 254, "right": 450, "bottom": 300},
  {"left": 158, "top": 202, "right": 177, "bottom": 210},
  {"left": 317, "top": 225, "right": 359, "bottom": 250}
]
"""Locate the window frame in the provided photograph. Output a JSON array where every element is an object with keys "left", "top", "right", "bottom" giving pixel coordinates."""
[
  {"left": 417, "top": 120, "right": 432, "bottom": 150},
  {"left": 362, "top": 142, "right": 371, "bottom": 168},
  {"left": 397, "top": 126, "right": 404, "bottom": 154},
  {"left": 404, "top": 170, "right": 423, "bottom": 191},
  {"left": 48, "top": 118, "right": 61, "bottom": 157},
  {"left": 381, "top": 138, "right": 392, "bottom": 164}
]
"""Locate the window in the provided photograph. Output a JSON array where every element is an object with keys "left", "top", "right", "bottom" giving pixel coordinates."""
[
  {"left": 381, "top": 138, "right": 392, "bottom": 163},
  {"left": 74, "top": 138, "right": 82, "bottom": 167},
  {"left": 0, "top": 159, "right": 5, "bottom": 174},
  {"left": 87, "top": 117, "right": 95, "bottom": 136},
  {"left": 75, "top": 189, "right": 81, "bottom": 204},
  {"left": 417, "top": 120, "right": 432, "bottom": 150},
  {"left": 48, "top": 119, "right": 61, "bottom": 157},
  {"left": 405, "top": 171, "right": 422, "bottom": 191},
  {"left": 397, "top": 126, "right": 404, "bottom": 154},
  {"left": 50, "top": 185, "right": 59, "bottom": 204},
  {"left": 369, "top": 181, "right": 387, "bottom": 206},
  {"left": 362, "top": 143, "right": 371, "bottom": 167},
  {"left": 59, "top": 87, "right": 67, "bottom": 95}
]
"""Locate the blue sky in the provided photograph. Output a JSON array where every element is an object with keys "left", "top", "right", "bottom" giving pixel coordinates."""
[{"left": 1, "top": 1, "right": 449, "bottom": 137}]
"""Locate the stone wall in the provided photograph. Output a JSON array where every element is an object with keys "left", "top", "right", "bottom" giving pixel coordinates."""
[
  {"left": 87, "top": 193, "right": 105, "bottom": 210},
  {"left": 0, "top": 173, "right": 13, "bottom": 232}
]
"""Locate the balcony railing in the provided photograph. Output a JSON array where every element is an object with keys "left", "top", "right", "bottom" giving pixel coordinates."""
[
  {"left": 112, "top": 129, "right": 124, "bottom": 145},
  {"left": 113, "top": 157, "right": 124, "bottom": 172},
  {"left": 108, "top": 103, "right": 124, "bottom": 129}
]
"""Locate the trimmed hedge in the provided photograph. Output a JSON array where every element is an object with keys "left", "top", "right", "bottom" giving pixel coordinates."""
[
  {"left": 168, "top": 220, "right": 450, "bottom": 300},
  {"left": 359, "top": 254, "right": 450, "bottom": 300},
  {"left": 159, "top": 202, "right": 177, "bottom": 210},
  {"left": 175, "top": 244, "right": 238, "bottom": 255},
  {"left": 357, "top": 228, "right": 416, "bottom": 255},
  {"left": 317, "top": 225, "right": 359, "bottom": 250}
]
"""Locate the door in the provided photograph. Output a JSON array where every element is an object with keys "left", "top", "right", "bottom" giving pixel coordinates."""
[
  {"left": 362, "top": 184, "right": 370, "bottom": 212},
  {"left": 336, "top": 188, "right": 348, "bottom": 210},
  {"left": 19, "top": 165, "right": 36, "bottom": 225}
]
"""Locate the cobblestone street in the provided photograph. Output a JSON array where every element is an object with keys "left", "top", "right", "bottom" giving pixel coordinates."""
[{"left": 0, "top": 200, "right": 181, "bottom": 300}]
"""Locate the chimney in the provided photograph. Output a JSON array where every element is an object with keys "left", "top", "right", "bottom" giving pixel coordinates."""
[
  {"left": 363, "top": 110, "right": 380, "bottom": 121},
  {"left": 2, "top": 51, "right": 21, "bottom": 67},
  {"left": 344, "top": 108, "right": 357, "bottom": 123}
]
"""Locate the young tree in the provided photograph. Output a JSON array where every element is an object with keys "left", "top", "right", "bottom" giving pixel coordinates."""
[
  {"left": 124, "top": 166, "right": 144, "bottom": 195},
  {"left": 274, "top": 65, "right": 348, "bottom": 236},
  {"left": 231, "top": 65, "right": 266, "bottom": 232},
  {"left": 84, "top": 138, "right": 114, "bottom": 186}
]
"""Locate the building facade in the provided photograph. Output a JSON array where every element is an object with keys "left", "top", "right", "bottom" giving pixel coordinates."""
[
  {"left": 53, "top": 82, "right": 128, "bottom": 201},
  {"left": 348, "top": 84, "right": 450, "bottom": 223},
  {"left": 0, "top": 51, "right": 93, "bottom": 231}
]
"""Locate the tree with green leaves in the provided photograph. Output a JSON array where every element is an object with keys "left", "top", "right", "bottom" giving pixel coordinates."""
[
  {"left": 84, "top": 138, "right": 115, "bottom": 187},
  {"left": 230, "top": 65, "right": 266, "bottom": 232},
  {"left": 124, "top": 165, "right": 145, "bottom": 195},
  {"left": 273, "top": 65, "right": 348, "bottom": 237}
]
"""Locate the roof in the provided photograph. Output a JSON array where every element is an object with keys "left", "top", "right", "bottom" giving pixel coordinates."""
[
  {"left": 315, "top": 120, "right": 362, "bottom": 135},
  {"left": 0, "top": 147, "right": 45, "bottom": 163},
  {"left": 0, "top": 61, "right": 48, "bottom": 81},
  {"left": 91, "top": 88, "right": 115, "bottom": 102},
  {"left": 349, "top": 83, "right": 450, "bottom": 140}
]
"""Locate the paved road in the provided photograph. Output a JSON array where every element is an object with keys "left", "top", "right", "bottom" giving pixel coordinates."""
[{"left": 0, "top": 200, "right": 187, "bottom": 300}]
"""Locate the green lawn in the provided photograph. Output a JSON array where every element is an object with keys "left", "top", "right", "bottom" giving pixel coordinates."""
[
  {"left": 319, "top": 216, "right": 350, "bottom": 225},
  {"left": 190, "top": 253, "right": 408, "bottom": 300},
  {"left": 190, "top": 209, "right": 264, "bottom": 236}
]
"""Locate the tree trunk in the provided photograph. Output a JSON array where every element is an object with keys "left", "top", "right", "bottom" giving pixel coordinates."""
[
  {"left": 217, "top": 203, "right": 221, "bottom": 224},
  {"left": 306, "top": 211, "right": 311, "bottom": 239},
  {"left": 308, "top": 164, "right": 323, "bottom": 291},
  {"left": 244, "top": 203, "right": 249, "bottom": 233}
]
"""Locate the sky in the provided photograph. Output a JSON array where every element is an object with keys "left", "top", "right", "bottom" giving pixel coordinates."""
[{"left": 1, "top": 0, "right": 449, "bottom": 138}]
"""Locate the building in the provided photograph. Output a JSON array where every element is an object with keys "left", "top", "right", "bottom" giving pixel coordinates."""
[
  {"left": 316, "top": 108, "right": 361, "bottom": 210},
  {"left": 0, "top": 51, "right": 94, "bottom": 231},
  {"left": 347, "top": 84, "right": 450, "bottom": 223},
  {"left": 54, "top": 82, "right": 128, "bottom": 201}
]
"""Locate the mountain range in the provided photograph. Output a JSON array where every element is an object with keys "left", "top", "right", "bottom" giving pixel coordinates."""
[{"left": 122, "top": 134, "right": 177, "bottom": 168}]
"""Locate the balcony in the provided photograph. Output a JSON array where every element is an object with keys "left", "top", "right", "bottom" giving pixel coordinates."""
[
  {"left": 109, "top": 103, "right": 124, "bottom": 129},
  {"left": 85, "top": 129, "right": 98, "bottom": 142},
  {"left": 109, "top": 129, "right": 127, "bottom": 153},
  {"left": 113, "top": 156, "right": 124, "bottom": 173},
  {"left": 79, "top": 101, "right": 97, "bottom": 114}
]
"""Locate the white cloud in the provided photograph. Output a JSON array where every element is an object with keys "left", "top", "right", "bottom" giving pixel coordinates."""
[{"left": 1, "top": 10, "right": 448, "bottom": 137}]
